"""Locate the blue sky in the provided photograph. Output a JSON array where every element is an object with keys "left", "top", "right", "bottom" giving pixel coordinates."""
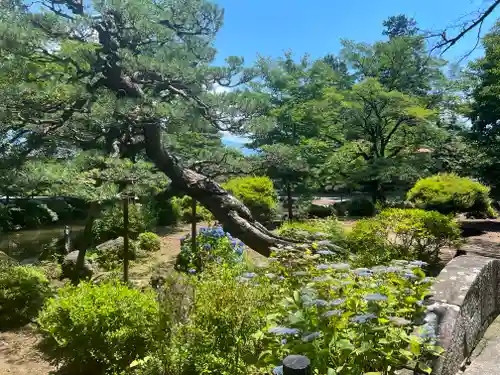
[{"left": 216, "top": 0, "right": 500, "bottom": 149}]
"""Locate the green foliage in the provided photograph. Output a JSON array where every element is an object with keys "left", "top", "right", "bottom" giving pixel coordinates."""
[
  {"left": 138, "top": 232, "right": 161, "bottom": 253},
  {"left": 171, "top": 195, "right": 213, "bottom": 223},
  {"left": 176, "top": 225, "right": 244, "bottom": 273},
  {"left": 276, "top": 217, "right": 346, "bottom": 244},
  {"left": 92, "top": 203, "right": 157, "bottom": 244},
  {"left": 0, "top": 263, "right": 51, "bottom": 329},
  {"left": 37, "top": 281, "right": 159, "bottom": 375},
  {"left": 150, "top": 196, "right": 182, "bottom": 226},
  {"left": 223, "top": 176, "right": 278, "bottom": 223},
  {"left": 407, "top": 174, "right": 495, "bottom": 217},
  {"left": 347, "top": 208, "right": 461, "bottom": 266},
  {"left": 256, "top": 247, "right": 441, "bottom": 375}
]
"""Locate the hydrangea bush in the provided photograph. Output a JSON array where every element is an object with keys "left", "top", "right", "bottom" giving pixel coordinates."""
[
  {"left": 175, "top": 225, "right": 245, "bottom": 273},
  {"left": 243, "top": 245, "right": 442, "bottom": 375}
]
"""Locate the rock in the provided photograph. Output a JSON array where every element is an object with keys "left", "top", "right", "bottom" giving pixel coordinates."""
[
  {"left": 96, "top": 237, "right": 125, "bottom": 253},
  {"left": 61, "top": 250, "right": 93, "bottom": 282},
  {"left": 95, "top": 237, "right": 137, "bottom": 260},
  {"left": 0, "top": 251, "right": 17, "bottom": 264}
]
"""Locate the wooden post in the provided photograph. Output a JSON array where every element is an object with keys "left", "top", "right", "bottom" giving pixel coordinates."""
[
  {"left": 191, "top": 197, "right": 197, "bottom": 253},
  {"left": 283, "top": 355, "right": 311, "bottom": 375},
  {"left": 123, "top": 197, "right": 129, "bottom": 283}
]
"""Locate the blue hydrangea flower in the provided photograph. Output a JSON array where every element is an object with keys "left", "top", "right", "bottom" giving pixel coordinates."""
[
  {"left": 351, "top": 313, "right": 377, "bottom": 323},
  {"left": 404, "top": 272, "right": 418, "bottom": 280},
  {"left": 310, "top": 299, "right": 329, "bottom": 307},
  {"left": 323, "top": 309, "right": 343, "bottom": 318},
  {"left": 331, "top": 263, "right": 350, "bottom": 270},
  {"left": 410, "top": 260, "right": 428, "bottom": 267},
  {"left": 302, "top": 332, "right": 321, "bottom": 342},
  {"left": 388, "top": 316, "right": 412, "bottom": 326},
  {"left": 188, "top": 269, "right": 196, "bottom": 274},
  {"left": 279, "top": 276, "right": 285, "bottom": 280},
  {"left": 356, "top": 271, "right": 373, "bottom": 277},
  {"left": 203, "top": 243, "right": 211, "bottom": 250},
  {"left": 317, "top": 250, "right": 334, "bottom": 255},
  {"left": 242, "top": 272, "right": 257, "bottom": 279},
  {"left": 316, "top": 264, "right": 331, "bottom": 270},
  {"left": 329, "top": 298, "right": 346, "bottom": 306},
  {"left": 268, "top": 327, "right": 300, "bottom": 335},
  {"left": 312, "top": 276, "right": 331, "bottom": 282},
  {"left": 364, "top": 293, "right": 388, "bottom": 302},
  {"left": 272, "top": 365, "right": 283, "bottom": 375},
  {"left": 280, "top": 338, "right": 287, "bottom": 345}
]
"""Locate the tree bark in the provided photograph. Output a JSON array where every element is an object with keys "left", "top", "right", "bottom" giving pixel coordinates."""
[
  {"left": 143, "top": 121, "right": 295, "bottom": 257},
  {"left": 123, "top": 197, "right": 129, "bottom": 283},
  {"left": 286, "top": 181, "right": 294, "bottom": 221},
  {"left": 75, "top": 201, "right": 100, "bottom": 270}
]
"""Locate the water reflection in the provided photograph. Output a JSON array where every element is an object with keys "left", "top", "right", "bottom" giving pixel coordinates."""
[{"left": 0, "top": 223, "right": 85, "bottom": 262}]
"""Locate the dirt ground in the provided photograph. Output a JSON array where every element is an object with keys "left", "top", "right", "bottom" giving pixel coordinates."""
[
  {"left": 3, "top": 218, "right": 500, "bottom": 375},
  {"left": 0, "top": 326, "right": 55, "bottom": 375}
]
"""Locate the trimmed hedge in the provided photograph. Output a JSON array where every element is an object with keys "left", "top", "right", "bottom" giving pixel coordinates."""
[{"left": 407, "top": 174, "right": 496, "bottom": 218}]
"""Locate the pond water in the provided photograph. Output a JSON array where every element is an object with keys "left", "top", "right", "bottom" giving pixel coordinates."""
[{"left": 0, "top": 223, "right": 85, "bottom": 262}]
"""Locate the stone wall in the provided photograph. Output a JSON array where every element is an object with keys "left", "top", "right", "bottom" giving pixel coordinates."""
[{"left": 426, "top": 255, "right": 500, "bottom": 375}]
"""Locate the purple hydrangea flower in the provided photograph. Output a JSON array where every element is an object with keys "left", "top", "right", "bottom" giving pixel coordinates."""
[
  {"left": 281, "top": 338, "right": 287, "bottom": 345},
  {"left": 323, "top": 309, "right": 343, "bottom": 318},
  {"left": 242, "top": 272, "right": 257, "bottom": 279},
  {"left": 364, "top": 293, "right": 388, "bottom": 302},
  {"left": 268, "top": 327, "right": 300, "bottom": 335},
  {"left": 188, "top": 269, "right": 196, "bottom": 274},
  {"left": 279, "top": 276, "right": 285, "bottom": 280},
  {"left": 302, "top": 332, "right": 321, "bottom": 342},
  {"left": 351, "top": 313, "right": 377, "bottom": 323}
]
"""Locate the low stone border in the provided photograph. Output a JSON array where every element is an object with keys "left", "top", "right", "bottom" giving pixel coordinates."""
[{"left": 426, "top": 255, "right": 500, "bottom": 375}]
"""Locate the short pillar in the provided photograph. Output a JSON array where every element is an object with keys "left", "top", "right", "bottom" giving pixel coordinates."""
[{"left": 283, "top": 355, "right": 311, "bottom": 375}]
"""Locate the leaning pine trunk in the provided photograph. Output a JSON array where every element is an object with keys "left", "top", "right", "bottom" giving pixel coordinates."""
[
  {"left": 75, "top": 202, "right": 100, "bottom": 271},
  {"left": 143, "top": 121, "right": 295, "bottom": 257}
]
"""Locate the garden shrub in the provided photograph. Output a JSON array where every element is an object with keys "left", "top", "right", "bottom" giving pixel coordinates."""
[
  {"left": 131, "top": 266, "right": 276, "bottom": 375},
  {"left": 347, "top": 208, "right": 461, "bottom": 266},
  {"left": 175, "top": 225, "right": 244, "bottom": 273},
  {"left": 276, "top": 217, "right": 346, "bottom": 245},
  {"left": 37, "top": 281, "right": 159, "bottom": 375},
  {"left": 138, "top": 232, "right": 161, "bottom": 252},
  {"left": 223, "top": 176, "right": 278, "bottom": 223},
  {"left": 170, "top": 195, "right": 213, "bottom": 223},
  {"left": 92, "top": 203, "right": 157, "bottom": 244},
  {"left": 407, "top": 173, "right": 496, "bottom": 218},
  {"left": 253, "top": 246, "right": 442, "bottom": 375},
  {"left": 0, "top": 263, "right": 52, "bottom": 329}
]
